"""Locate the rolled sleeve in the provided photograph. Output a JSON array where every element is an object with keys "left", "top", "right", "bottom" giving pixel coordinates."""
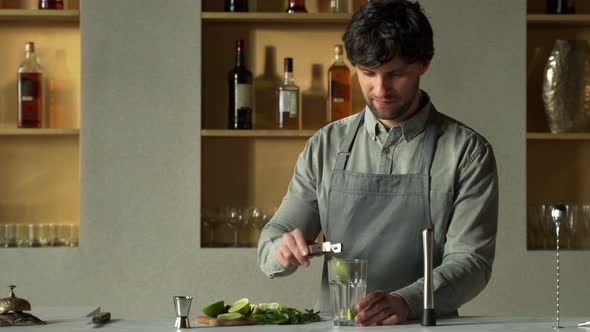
[
  {"left": 257, "top": 136, "right": 322, "bottom": 278},
  {"left": 394, "top": 142, "right": 499, "bottom": 320}
]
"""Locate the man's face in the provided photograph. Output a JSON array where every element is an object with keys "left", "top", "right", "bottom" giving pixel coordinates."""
[{"left": 357, "top": 57, "right": 429, "bottom": 123}]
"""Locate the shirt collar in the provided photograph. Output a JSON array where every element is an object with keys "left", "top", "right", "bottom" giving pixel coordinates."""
[{"left": 364, "top": 90, "right": 432, "bottom": 143}]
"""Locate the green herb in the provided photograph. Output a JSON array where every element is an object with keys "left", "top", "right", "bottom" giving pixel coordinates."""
[{"left": 250, "top": 305, "right": 321, "bottom": 325}]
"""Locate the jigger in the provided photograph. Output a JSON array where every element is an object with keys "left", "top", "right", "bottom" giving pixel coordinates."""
[{"left": 173, "top": 296, "right": 193, "bottom": 329}]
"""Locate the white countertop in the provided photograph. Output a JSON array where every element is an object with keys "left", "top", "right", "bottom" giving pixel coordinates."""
[{"left": 10, "top": 306, "right": 590, "bottom": 331}]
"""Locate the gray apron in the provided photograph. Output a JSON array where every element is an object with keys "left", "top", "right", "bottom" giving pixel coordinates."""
[{"left": 319, "top": 108, "right": 442, "bottom": 315}]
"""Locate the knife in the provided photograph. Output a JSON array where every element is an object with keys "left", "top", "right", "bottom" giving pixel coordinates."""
[
  {"left": 90, "top": 311, "right": 111, "bottom": 327},
  {"left": 308, "top": 242, "right": 342, "bottom": 256}
]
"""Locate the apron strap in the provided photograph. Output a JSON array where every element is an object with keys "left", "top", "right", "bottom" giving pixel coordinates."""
[{"left": 334, "top": 110, "right": 365, "bottom": 172}]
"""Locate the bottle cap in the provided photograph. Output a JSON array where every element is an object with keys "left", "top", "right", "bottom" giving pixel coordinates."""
[
  {"left": 25, "top": 42, "right": 35, "bottom": 52},
  {"left": 284, "top": 57, "right": 293, "bottom": 72},
  {"left": 334, "top": 44, "right": 343, "bottom": 55}
]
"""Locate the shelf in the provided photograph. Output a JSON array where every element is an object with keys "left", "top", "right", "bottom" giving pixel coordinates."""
[
  {"left": 527, "top": 14, "right": 590, "bottom": 26},
  {"left": 201, "top": 129, "right": 316, "bottom": 137},
  {"left": 0, "top": 128, "right": 80, "bottom": 135},
  {"left": 527, "top": 132, "right": 590, "bottom": 140},
  {"left": 201, "top": 12, "right": 351, "bottom": 23},
  {"left": 0, "top": 9, "right": 79, "bottom": 22}
]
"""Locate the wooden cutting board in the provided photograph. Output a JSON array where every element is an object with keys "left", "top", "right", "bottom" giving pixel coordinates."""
[{"left": 196, "top": 316, "right": 257, "bottom": 326}]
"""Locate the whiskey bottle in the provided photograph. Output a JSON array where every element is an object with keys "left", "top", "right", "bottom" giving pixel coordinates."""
[
  {"left": 277, "top": 57, "right": 300, "bottom": 129},
  {"left": 228, "top": 39, "right": 253, "bottom": 129},
  {"left": 17, "top": 42, "right": 43, "bottom": 128},
  {"left": 39, "top": 0, "right": 64, "bottom": 9},
  {"left": 224, "top": 0, "right": 248, "bottom": 12},
  {"left": 286, "top": 0, "right": 307, "bottom": 13},
  {"left": 327, "top": 45, "right": 351, "bottom": 122}
]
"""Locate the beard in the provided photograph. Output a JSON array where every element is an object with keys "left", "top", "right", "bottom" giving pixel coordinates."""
[{"left": 365, "top": 84, "right": 421, "bottom": 122}]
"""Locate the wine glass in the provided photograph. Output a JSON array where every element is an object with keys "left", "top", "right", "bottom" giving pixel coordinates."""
[
  {"left": 249, "top": 208, "right": 270, "bottom": 245},
  {"left": 225, "top": 207, "right": 243, "bottom": 247}
]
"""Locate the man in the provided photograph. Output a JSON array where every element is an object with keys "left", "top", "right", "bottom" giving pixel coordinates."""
[{"left": 257, "top": 0, "right": 498, "bottom": 326}]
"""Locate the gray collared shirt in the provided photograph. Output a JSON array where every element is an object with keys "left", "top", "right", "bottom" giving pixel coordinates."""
[{"left": 257, "top": 91, "right": 499, "bottom": 319}]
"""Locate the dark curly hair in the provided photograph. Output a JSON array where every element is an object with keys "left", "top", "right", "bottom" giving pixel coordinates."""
[{"left": 342, "top": 0, "right": 434, "bottom": 68}]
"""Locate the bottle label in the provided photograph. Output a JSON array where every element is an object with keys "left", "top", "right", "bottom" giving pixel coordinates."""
[
  {"left": 21, "top": 79, "right": 36, "bottom": 101},
  {"left": 235, "top": 83, "right": 252, "bottom": 111},
  {"left": 331, "top": 81, "right": 346, "bottom": 102},
  {"left": 280, "top": 90, "right": 298, "bottom": 118}
]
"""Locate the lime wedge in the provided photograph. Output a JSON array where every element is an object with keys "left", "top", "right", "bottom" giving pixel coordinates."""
[
  {"left": 228, "top": 298, "right": 250, "bottom": 316},
  {"left": 202, "top": 300, "right": 225, "bottom": 318},
  {"left": 347, "top": 307, "right": 357, "bottom": 320},
  {"left": 217, "top": 312, "right": 245, "bottom": 321},
  {"left": 331, "top": 258, "right": 350, "bottom": 281}
]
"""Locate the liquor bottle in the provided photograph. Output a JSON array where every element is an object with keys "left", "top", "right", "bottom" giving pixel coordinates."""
[
  {"left": 228, "top": 39, "right": 253, "bottom": 129},
  {"left": 286, "top": 0, "right": 307, "bottom": 13},
  {"left": 546, "top": 0, "right": 575, "bottom": 14},
  {"left": 17, "top": 42, "right": 43, "bottom": 128},
  {"left": 224, "top": 0, "right": 248, "bottom": 12},
  {"left": 39, "top": 0, "right": 64, "bottom": 9},
  {"left": 330, "top": 0, "right": 344, "bottom": 13},
  {"left": 277, "top": 57, "right": 300, "bottom": 129},
  {"left": 327, "top": 45, "right": 351, "bottom": 122}
]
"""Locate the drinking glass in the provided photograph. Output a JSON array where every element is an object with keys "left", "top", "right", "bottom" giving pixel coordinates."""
[
  {"left": 16, "top": 224, "right": 30, "bottom": 247},
  {"left": 527, "top": 205, "right": 544, "bottom": 249},
  {"left": 563, "top": 205, "right": 578, "bottom": 249},
  {"left": 328, "top": 258, "right": 368, "bottom": 326},
  {"left": 4, "top": 224, "right": 17, "bottom": 247},
  {"left": 0, "top": 224, "right": 6, "bottom": 248}
]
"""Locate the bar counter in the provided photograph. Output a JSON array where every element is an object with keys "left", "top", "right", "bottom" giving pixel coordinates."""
[{"left": 10, "top": 306, "right": 588, "bottom": 331}]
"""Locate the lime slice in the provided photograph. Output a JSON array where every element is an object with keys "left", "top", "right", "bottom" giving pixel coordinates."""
[
  {"left": 331, "top": 258, "right": 350, "bottom": 281},
  {"left": 217, "top": 312, "right": 245, "bottom": 321},
  {"left": 202, "top": 300, "right": 225, "bottom": 318},
  {"left": 228, "top": 298, "right": 250, "bottom": 316},
  {"left": 347, "top": 307, "right": 357, "bottom": 320}
]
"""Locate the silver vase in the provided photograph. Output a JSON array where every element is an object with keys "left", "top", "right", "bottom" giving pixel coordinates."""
[{"left": 542, "top": 40, "right": 590, "bottom": 133}]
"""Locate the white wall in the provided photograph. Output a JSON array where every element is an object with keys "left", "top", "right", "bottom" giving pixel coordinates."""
[{"left": 3, "top": 0, "right": 589, "bottom": 319}]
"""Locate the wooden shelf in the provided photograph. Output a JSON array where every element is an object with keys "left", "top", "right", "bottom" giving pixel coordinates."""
[
  {"left": 527, "top": 14, "right": 590, "bottom": 26},
  {"left": 0, "top": 128, "right": 80, "bottom": 135},
  {"left": 527, "top": 132, "right": 590, "bottom": 140},
  {"left": 0, "top": 9, "right": 79, "bottom": 22},
  {"left": 201, "top": 12, "right": 351, "bottom": 23},
  {"left": 201, "top": 129, "right": 316, "bottom": 137}
]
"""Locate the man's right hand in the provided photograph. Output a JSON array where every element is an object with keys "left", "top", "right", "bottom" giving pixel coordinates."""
[{"left": 273, "top": 228, "right": 313, "bottom": 268}]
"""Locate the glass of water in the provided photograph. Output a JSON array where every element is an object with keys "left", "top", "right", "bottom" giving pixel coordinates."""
[{"left": 328, "top": 258, "right": 368, "bottom": 326}]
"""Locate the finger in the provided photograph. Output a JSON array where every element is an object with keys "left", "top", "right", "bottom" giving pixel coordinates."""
[
  {"left": 290, "top": 228, "right": 310, "bottom": 256},
  {"left": 273, "top": 247, "right": 291, "bottom": 268},
  {"left": 290, "top": 229, "right": 311, "bottom": 266},
  {"left": 357, "top": 290, "right": 386, "bottom": 311},
  {"left": 283, "top": 231, "right": 309, "bottom": 267},
  {"left": 356, "top": 299, "right": 387, "bottom": 325},
  {"left": 277, "top": 245, "right": 300, "bottom": 267}
]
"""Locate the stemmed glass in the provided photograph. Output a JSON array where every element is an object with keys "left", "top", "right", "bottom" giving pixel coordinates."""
[
  {"left": 225, "top": 207, "right": 244, "bottom": 247},
  {"left": 249, "top": 208, "right": 270, "bottom": 245}
]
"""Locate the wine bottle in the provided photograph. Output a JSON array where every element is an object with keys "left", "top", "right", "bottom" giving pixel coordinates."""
[
  {"left": 286, "top": 0, "right": 307, "bottom": 13},
  {"left": 17, "top": 42, "right": 43, "bottom": 128},
  {"left": 328, "top": 45, "right": 351, "bottom": 122},
  {"left": 225, "top": 0, "right": 248, "bottom": 12},
  {"left": 277, "top": 58, "right": 300, "bottom": 129},
  {"left": 228, "top": 39, "right": 253, "bottom": 129}
]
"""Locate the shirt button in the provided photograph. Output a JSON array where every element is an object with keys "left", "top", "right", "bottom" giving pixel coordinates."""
[{"left": 383, "top": 148, "right": 390, "bottom": 154}]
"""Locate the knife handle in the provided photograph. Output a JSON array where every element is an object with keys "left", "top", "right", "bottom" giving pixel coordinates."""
[{"left": 92, "top": 312, "right": 111, "bottom": 324}]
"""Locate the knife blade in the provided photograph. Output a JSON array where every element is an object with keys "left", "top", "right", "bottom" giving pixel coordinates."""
[{"left": 308, "top": 242, "right": 342, "bottom": 255}]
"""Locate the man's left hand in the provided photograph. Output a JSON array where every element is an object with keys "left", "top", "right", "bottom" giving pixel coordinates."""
[{"left": 354, "top": 291, "right": 409, "bottom": 326}]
